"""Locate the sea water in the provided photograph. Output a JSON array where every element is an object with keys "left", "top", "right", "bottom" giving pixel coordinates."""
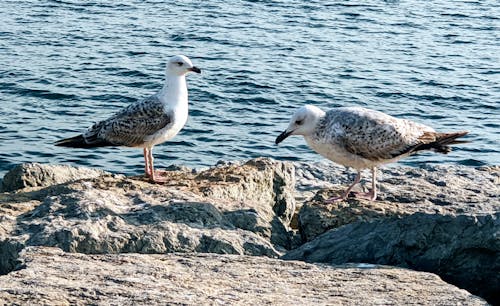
[{"left": 0, "top": 0, "right": 498, "bottom": 177}]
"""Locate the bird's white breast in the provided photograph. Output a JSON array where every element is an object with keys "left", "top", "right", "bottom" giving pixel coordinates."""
[
  {"left": 145, "top": 103, "right": 188, "bottom": 147},
  {"left": 304, "top": 136, "right": 380, "bottom": 170},
  {"left": 143, "top": 73, "right": 189, "bottom": 147}
]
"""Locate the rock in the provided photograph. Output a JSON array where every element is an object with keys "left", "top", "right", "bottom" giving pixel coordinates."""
[
  {"left": 0, "top": 246, "right": 487, "bottom": 305},
  {"left": 0, "top": 239, "right": 23, "bottom": 275},
  {"left": 295, "top": 162, "right": 499, "bottom": 210},
  {"left": 0, "top": 158, "right": 296, "bottom": 261},
  {"left": 1, "top": 163, "right": 108, "bottom": 192},
  {"left": 291, "top": 162, "right": 499, "bottom": 305},
  {"left": 297, "top": 189, "right": 413, "bottom": 242},
  {"left": 196, "top": 158, "right": 296, "bottom": 224},
  {"left": 0, "top": 195, "right": 40, "bottom": 274},
  {"left": 294, "top": 163, "right": 499, "bottom": 242},
  {"left": 283, "top": 212, "right": 500, "bottom": 305},
  {"left": 1, "top": 159, "right": 497, "bottom": 303}
]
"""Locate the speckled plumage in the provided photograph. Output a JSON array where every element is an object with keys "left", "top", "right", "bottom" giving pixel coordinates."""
[
  {"left": 276, "top": 104, "right": 468, "bottom": 201},
  {"left": 55, "top": 55, "right": 201, "bottom": 182},
  {"left": 307, "top": 106, "right": 436, "bottom": 169},
  {"left": 83, "top": 94, "right": 173, "bottom": 147}
]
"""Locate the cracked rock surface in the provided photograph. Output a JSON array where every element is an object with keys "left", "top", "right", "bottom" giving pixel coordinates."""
[
  {"left": 0, "top": 159, "right": 497, "bottom": 305},
  {"left": 0, "top": 246, "right": 487, "bottom": 306}
]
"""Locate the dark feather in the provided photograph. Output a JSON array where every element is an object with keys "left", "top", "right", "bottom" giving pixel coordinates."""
[
  {"left": 393, "top": 131, "right": 469, "bottom": 157},
  {"left": 54, "top": 134, "right": 114, "bottom": 148},
  {"left": 55, "top": 94, "right": 172, "bottom": 149}
]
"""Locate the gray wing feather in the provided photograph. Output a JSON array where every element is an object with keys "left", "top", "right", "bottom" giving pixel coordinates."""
[
  {"left": 83, "top": 95, "right": 171, "bottom": 147},
  {"left": 320, "top": 107, "right": 432, "bottom": 161}
]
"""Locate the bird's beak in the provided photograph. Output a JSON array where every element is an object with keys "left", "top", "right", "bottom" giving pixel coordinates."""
[
  {"left": 275, "top": 130, "right": 292, "bottom": 145},
  {"left": 188, "top": 66, "right": 201, "bottom": 73}
]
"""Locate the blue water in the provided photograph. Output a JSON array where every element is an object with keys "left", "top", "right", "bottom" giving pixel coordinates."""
[{"left": 0, "top": 0, "right": 498, "bottom": 178}]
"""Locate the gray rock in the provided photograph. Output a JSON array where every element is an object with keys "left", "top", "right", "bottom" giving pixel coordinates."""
[
  {"left": 22, "top": 193, "right": 279, "bottom": 256},
  {"left": 283, "top": 212, "right": 500, "bottom": 304},
  {"left": 197, "top": 158, "right": 296, "bottom": 224},
  {"left": 192, "top": 157, "right": 296, "bottom": 248},
  {"left": 1, "top": 158, "right": 296, "bottom": 262},
  {"left": 294, "top": 163, "right": 499, "bottom": 242},
  {"left": 294, "top": 162, "right": 498, "bottom": 214},
  {"left": 1, "top": 159, "right": 498, "bottom": 303},
  {"left": 0, "top": 246, "right": 487, "bottom": 305},
  {"left": 1, "top": 163, "right": 108, "bottom": 192},
  {"left": 0, "top": 239, "right": 23, "bottom": 275},
  {"left": 292, "top": 162, "right": 499, "bottom": 305}
]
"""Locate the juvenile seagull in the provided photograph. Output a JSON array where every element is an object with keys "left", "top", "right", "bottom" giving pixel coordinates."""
[
  {"left": 275, "top": 105, "right": 468, "bottom": 202},
  {"left": 55, "top": 55, "right": 201, "bottom": 182}
]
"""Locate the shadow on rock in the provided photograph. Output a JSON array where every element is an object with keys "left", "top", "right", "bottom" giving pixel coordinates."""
[
  {"left": 0, "top": 239, "right": 24, "bottom": 275},
  {"left": 283, "top": 212, "right": 500, "bottom": 305}
]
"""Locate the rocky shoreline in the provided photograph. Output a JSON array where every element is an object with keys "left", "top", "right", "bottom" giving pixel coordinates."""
[{"left": 0, "top": 158, "right": 498, "bottom": 305}]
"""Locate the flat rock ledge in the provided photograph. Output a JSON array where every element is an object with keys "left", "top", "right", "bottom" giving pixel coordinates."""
[
  {"left": 0, "top": 246, "right": 487, "bottom": 306},
  {"left": 1, "top": 163, "right": 108, "bottom": 192},
  {"left": 0, "top": 159, "right": 498, "bottom": 305}
]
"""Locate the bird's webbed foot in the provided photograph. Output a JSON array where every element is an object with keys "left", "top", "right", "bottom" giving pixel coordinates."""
[
  {"left": 147, "top": 170, "right": 170, "bottom": 183},
  {"left": 350, "top": 190, "right": 377, "bottom": 201}
]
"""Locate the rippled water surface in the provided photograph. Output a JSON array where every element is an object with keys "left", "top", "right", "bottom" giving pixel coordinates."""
[{"left": 0, "top": 0, "right": 498, "bottom": 177}]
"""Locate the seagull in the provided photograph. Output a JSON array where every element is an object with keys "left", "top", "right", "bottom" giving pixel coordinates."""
[
  {"left": 275, "top": 105, "right": 468, "bottom": 202},
  {"left": 55, "top": 55, "right": 201, "bottom": 182}
]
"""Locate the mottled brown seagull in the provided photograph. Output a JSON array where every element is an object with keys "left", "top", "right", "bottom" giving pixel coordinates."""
[
  {"left": 275, "top": 105, "right": 468, "bottom": 201},
  {"left": 55, "top": 55, "right": 201, "bottom": 182}
]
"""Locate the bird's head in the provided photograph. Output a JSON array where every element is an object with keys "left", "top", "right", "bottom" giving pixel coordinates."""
[
  {"left": 275, "top": 105, "right": 325, "bottom": 144},
  {"left": 166, "top": 55, "right": 201, "bottom": 76}
]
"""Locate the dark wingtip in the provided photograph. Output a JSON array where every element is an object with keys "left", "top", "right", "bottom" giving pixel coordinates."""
[
  {"left": 54, "top": 135, "right": 82, "bottom": 147},
  {"left": 54, "top": 135, "right": 113, "bottom": 148},
  {"left": 437, "top": 131, "right": 470, "bottom": 146}
]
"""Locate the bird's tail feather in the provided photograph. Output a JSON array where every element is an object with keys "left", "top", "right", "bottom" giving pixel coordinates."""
[
  {"left": 431, "top": 131, "right": 469, "bottom": 154},
  {"left": 55, "top": 135, "right": 112, "bottom": 148}
]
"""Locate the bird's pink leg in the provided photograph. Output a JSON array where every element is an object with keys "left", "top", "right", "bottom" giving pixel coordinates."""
[
  {"left": 325, "top": 171, "right": 362, "bottom": 203},
  {"left": 147, "top": 147, "right": 168, "bottom": 183},
  {"left": 147, "top": 148, "right": 158, "bottom": 182},
  {"left": 143, "top": 148, "right": 151, "bottom": 176},
  {"left": 351, "top": 167, "right": 378, "bottom": 201}
]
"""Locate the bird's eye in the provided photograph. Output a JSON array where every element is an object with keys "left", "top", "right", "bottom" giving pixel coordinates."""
[
  {"left": 295, "top": 119, "right": 303, "bottom": 125},
  {"left": 176, "top": 62, "right": 183, "bottom": 66}
]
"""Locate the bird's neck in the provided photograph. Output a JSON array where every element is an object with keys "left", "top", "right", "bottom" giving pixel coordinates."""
[{"left": 159, "top": 74, "right": 188, "bottom": 108}]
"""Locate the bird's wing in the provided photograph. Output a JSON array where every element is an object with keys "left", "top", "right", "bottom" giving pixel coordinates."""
[
  {"left": 83, "top": 95, "right": 172, "bottom": 147},
  {"left": 326, "top": 108, "right": 435, "bottom": 161}
]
